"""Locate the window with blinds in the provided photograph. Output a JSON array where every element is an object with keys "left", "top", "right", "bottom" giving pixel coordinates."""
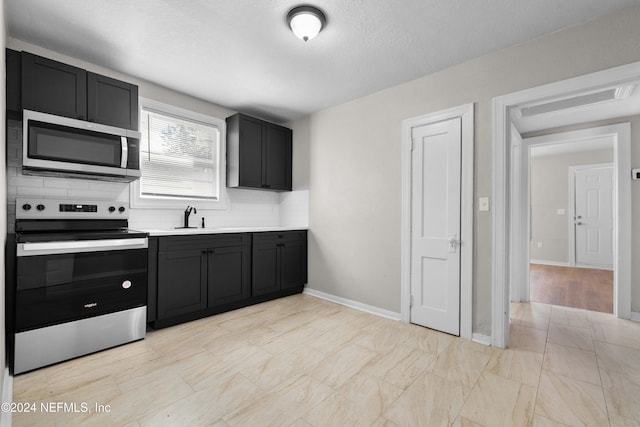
[{"left": 139, "top": 108, "right": 220, "bottom": 200}]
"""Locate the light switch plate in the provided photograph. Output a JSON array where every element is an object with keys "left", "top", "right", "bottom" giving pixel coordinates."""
[{"left": 479, "top": 197, "right": 489, "bottom": 212}]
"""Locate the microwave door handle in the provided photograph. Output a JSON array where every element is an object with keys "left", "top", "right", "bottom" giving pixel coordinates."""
[{"left": 120, "top": 136, "right": 128, "bottom": 168}]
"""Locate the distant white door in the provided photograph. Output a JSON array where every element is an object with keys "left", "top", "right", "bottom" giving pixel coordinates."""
[
  {"left": 410, "top": 117, "right": 461, "bottom": 336},
  {"left": 574, "top": 164, "right": 614, "bottom": 268}
]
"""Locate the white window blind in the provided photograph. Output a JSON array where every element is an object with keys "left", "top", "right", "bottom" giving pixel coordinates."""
[{"left": 140, "top": 109, "right": 220, "bottom": 200}]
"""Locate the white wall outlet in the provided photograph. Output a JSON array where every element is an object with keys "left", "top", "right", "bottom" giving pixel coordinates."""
[
  {"left": 479, "top": 197, "right": 490, "bottom": 212},
  {"left": 557, "top": 208, "right": 565, "bottom": 215},
  {"left": 537, "top": 242, "right": 543, "bottom": 248},
  {"left": 632, "top": 168, "right": 640, "bottom": 180}
]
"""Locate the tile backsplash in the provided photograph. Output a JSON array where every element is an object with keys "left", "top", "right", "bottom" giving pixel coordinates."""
[{"left": 7, "top": 119, "right": 308, "bottom": 232}]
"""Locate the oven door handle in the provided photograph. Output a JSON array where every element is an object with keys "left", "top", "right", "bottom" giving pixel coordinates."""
[{"left": 17, "top": 238, "right": 148, "bottom": 257}]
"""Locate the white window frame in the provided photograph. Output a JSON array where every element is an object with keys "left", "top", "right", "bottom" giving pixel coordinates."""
[{"left": 131, "top": 97, "right": 228, "bottom": 210}]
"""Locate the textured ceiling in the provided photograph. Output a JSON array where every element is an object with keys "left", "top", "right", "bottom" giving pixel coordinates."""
[{"left": 7, "top": 0, "right": 640, "bottom": 122}]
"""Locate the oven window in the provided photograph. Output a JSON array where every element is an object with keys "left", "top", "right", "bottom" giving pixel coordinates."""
[
  {"left": 28, "top": 120, "right": 122, "bottom": 167},
  {"left": 17, "top": 249, "right": 147, "bottom": 290}
]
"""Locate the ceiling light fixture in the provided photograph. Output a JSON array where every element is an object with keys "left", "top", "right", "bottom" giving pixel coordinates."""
[{"left": 287, "top": 5, "right": 326, "bottom": 42}]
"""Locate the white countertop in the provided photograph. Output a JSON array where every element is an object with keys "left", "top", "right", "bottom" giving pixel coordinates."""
[{"left": 141, "top": 226, "right": 308, "bottom": 236}]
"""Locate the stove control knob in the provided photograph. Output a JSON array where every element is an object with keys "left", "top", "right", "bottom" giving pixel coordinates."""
[
  {"left": 122, "top": 280, "right": 132, "bottom": 289},
  {"left": 36, "top": 204, "right": 45, "bottom": 211},
  {"left": 108, "top": 206, "right": 116, "bottom": 213},
  {"left": 22, "top": 204, "right": 31, "bottom": 211},
  {"left": 118, "top": 206, "right": 126, "bottom": 213}
]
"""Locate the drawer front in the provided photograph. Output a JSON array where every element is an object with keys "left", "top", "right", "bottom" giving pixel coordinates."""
[
  {"left": 253, "top": 230, "right": 305, "bottom": 245},
  {"left": 161, "top": 233, "right": 250, "bottom": 252}
]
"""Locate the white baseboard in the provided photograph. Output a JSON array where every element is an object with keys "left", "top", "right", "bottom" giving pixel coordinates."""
[
  {"left": 472, "top": 333, "right": 492, "bottom": 346},
  {"left": 530, "top": 260, "right": 613, "bottom": 271},
  {"left": 630, "top": 312, "right": 640, "bottom": 323},
  {"left": 530, "top": 260, "right": 569, "bottom": 267},
  {"left": 303, "top": 288, "right": 401, "bottom": 321},
  {"left": 1, "top": 368, "right": 12, "bottom": 427}
]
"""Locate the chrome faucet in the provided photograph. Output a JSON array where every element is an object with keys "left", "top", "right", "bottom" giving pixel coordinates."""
[{"left": 184, "top": 206, "right": 197, "bottom": 228}]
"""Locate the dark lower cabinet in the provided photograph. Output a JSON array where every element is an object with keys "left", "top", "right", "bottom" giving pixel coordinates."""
[
  {"left": 207, "top": 245, "right": 250, "bottom": 307},
  {"left": 154, "top": 233, "right": 251, "bottom": 326},
  {"left": 252, "top": 240, "right": 279, "bottom": 296},
  {"left": 280, "top": 240, "right": 306, "bottom": 290},
  {"left": 252, "top": 231, "right": 307, "bottom": 296},
  {"left": 150, "top": 230, "right": 307, "bottom": 329},
  {"left": 157, "top": 248, "right": 207, "bottom": 319},
  {"left": 147, "top": 237, "right": 159, "bottom": 322}
]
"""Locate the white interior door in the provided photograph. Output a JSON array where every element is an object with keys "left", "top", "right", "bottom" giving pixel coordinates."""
[
  {"left": 574, "top": 164, "right": 614, "bottom": 268},
  {"left": 410, "top": 117, "right": 461, "bottom": 336}
]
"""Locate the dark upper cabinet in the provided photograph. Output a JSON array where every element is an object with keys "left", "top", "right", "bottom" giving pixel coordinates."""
[
  {"left": 21, "top": 52, "right": 87, "bottom": 120},
  {"left": 252, "top": 231, "right": 307, "bottom": 296},
  {"left": 16, "top": 51, "right": 139, "bottom": 130},
  {"left": 87, "top": 72, "right": 139, "bottom": 130},
  {"left": 227, "top": 113, "right": 292, "bottom": 191},
  {"left": 264, "top": 123, "right": 292, "bottom": 190},
  {"left": 6, "top": 49, "right": 22, "bottom": 115}
]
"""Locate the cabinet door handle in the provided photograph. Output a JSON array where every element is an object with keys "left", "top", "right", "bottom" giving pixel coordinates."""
[
  {"left": 277, "top": 243, "right": 285, "bottom": 247},
  {"left": 261, "top": 184, "right": 271, "bottom": 188},
  {"left": 202, "top": 250, "right": 207, "bottom": 255}
]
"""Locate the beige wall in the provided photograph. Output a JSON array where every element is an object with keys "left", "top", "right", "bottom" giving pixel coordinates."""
[
  {"left": 530, "top": 149, "right": 614, "bottom": 264},
  {"left": 292, "top": 5, "right": 640, "bottom": 334}
]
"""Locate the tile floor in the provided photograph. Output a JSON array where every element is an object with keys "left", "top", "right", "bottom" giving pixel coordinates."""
[{"left": 11, "top": 294, "right": 640, "bottom": 426}]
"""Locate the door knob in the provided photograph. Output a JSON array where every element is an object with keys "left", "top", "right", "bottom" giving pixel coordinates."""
[{"left": 448, "top": 233, "right": 461, "bottom": 253}]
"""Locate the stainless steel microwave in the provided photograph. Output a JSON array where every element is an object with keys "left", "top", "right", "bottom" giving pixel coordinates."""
[{"left": 22, "top": 109, "right": 142, "bottom": 182}]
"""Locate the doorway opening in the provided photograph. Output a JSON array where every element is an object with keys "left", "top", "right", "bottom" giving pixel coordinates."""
[
  {"left": 526, "top": 131, "right": 616, "bottom": 315},
  {"left": 492, "top": 62, "right": 639, "bottom": 348}
]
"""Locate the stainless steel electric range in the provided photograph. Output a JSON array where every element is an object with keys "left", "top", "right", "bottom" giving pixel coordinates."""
[{"left": 11, "top": 198, "right": 148, "bottom": 374}]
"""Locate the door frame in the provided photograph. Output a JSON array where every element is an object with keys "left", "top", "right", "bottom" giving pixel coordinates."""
[
  {"left": 492, "top": 64, "right": 637, "bottom": 348},
  {"left": 401, "top": 103, "right": 474, "bottom": 340},
  {"left": 568, "top": 161, "right": 615, "bottom": 269}
]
